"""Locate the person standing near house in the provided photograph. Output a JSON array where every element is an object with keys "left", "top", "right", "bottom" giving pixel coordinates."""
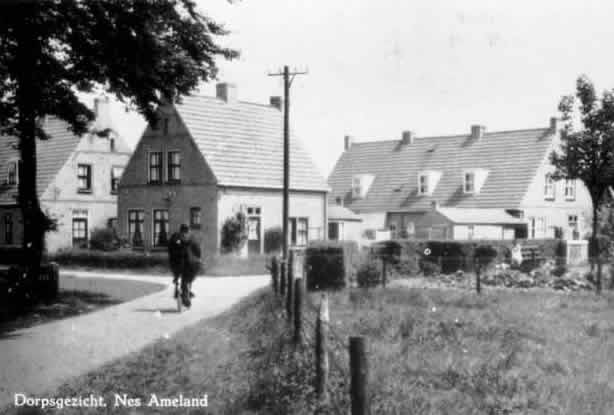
[
  {"left": 168, "top": 224, "right": 189, "bottom": 299},
  {"left": 181, "top": 229, "right": 202, "bottom": 308}
]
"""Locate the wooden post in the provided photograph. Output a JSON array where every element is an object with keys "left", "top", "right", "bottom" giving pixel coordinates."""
[
  {"left": 293, "top": 277, "right": 304, "bottom": 344},
  {"left": 476, "top": 262, "right": 481, "bottom": 295},
  {"left": 286, "top": 254, "right": 294, "bottom": 321},
  {"left": 382, "top": 258, "right": 387, "bottom": 288},
  {"left": 271, "top": 256, "right": 279, "bottom": 294},
  {"left": 316, "top": 293, "right": 329, "bottom": 404},
  {"left": 280, "top": 260, "right": 287, "bottom": 297},
  {"left": 350, "top": 336, "right": 369, "bottom": 415}
]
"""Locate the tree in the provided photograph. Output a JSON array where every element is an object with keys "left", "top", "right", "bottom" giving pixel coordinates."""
[
  {"left": 550, "top": 75, "right": 614, "bottom": 294},
  {"left": 0, "top": 1, "right": 237, "bottom": 274}
]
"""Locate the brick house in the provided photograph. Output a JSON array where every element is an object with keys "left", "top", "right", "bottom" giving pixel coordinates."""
[
  {"left": 117, "top": 83, "right": 329, "bottom": 256},
  {"left": 328, "top": 119, "right": 592, "bottom": 241},
  {"left": 0, "top": 97, "right": 132, "bottom": 252}
]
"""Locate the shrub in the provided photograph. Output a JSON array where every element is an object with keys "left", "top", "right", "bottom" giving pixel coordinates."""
[
  {"left": 263, "top": 226, "right": 283, "bottom": 254},
  {"left": 305, "top": 241, "right": 358, "bottom": 291},
  {"left": 356, "top": 257, "right": 381, "bottom": 288},
  {"left": 89, "top": 227, "right": 120, "bottom": 251},
  {"left": 221, "top": 212, "right": 247, "bottom": 254},
  {"left": 552, "top": 265, "right": 567, "bottom": 277},
  {"left": 421, "top": 259, "right": 441, "bottom": 277},
  {"left": 474, "top": 245, "right": 498, "bottom": 271}
]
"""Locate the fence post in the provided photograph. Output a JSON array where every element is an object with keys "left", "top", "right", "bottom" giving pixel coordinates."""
[
  {"left": 280, "top": 260, "right": 287, "bottom": 297},
  {"left": 350, "top": 336, "right": 369, "bottom": 415},
  {"left": 286, "top": 252, "right": 294, "bottom": 321},
  {"left": 381, "top": 258, "right": 387, "bottom": 288},
  {"left": 271, "top": 256, "right": 279, "bottom": 294},
  {"left": 316, "top": 293, "right": 329, "bottom": 404},
  {"left": 293, "top": 277, "right": 304, "bottom": 345}
]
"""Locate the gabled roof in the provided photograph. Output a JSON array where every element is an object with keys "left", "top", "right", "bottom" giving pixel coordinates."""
[
  {"left": 328, "top": 127, "right": 554, "bottom": 212},
  {"left": 0, "top": 118, "right": 81, "bottom": 205},
  {"left": 174, "top": 94, "right": 328, "bottom": 192},
  {"left": 436, "top": 208, "right": 526, "bottom": 225}
]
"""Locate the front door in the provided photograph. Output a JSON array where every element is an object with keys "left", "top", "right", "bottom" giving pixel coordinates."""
[{"left": 247, "top": 216, "right": 261, "bottom": 255}]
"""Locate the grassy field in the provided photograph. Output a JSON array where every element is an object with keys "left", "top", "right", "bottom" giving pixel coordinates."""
[{"left": 16, "top": 285, "right": 614, "bottom": 414}]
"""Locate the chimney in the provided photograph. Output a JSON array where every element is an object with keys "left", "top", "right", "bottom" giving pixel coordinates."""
[
  {"left": 471, "top": 124, "right": 485, "bottom": 140},
  {"left": 401, "top": 130, "right": 416, "bottom": 145},
  {"left": 431, "top": 200, "right": 440, "bottom": 211},
  {"left": 344, "top": 135, "right": 354, "bottom": 151},
  {"left": 216, "top": 82, "right": 237, "bottom": 104},
  {"left": 93, "top": 96, "right": 112, "bottom": 132},
  {"left": 550, "top": 117, "right": 561, "bottom": 133},
  {"left": 270, "top": 96, "right": 282, "bottom": 110}
]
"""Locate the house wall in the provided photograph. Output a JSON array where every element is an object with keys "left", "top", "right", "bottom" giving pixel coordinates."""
[
  {"left": 521, "top": 142, "right": 592, "bottom": 239},
  {"left": 452, "top": 225, "right": 512, "bottom": 240},
  {"left": 39, "top": 134, "right": 131, "bottom": 252},
  {"left": 329, "top": 220, "right": 362, "bottom": 242},
  {"left": 217, "top": 187, "right": 327, "bottom": 252},
  {"left": 414, "top": 210, "right": 452, "bottom": 239},
  {"left": 118, "top": 104, "right": 219, "bottom": 255}
]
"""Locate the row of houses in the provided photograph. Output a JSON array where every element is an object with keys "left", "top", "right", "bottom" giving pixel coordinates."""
[{"left": 0, "top": 82, "right": 593, "bottom": 256}]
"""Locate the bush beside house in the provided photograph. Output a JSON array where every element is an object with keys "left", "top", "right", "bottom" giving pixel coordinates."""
[{"left": 264, "top": 227, "right": 283, "bottom": 254}]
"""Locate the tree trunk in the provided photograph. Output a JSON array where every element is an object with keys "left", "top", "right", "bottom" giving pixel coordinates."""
[
  {"left": 15, "top": 7, "right": 46, "bottom": 274},
  {"left": 592, "top": 203, "right": 602, "bottom": 295}
]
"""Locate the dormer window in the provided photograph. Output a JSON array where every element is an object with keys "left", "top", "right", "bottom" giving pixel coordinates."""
[
  {"left": 464, "top": 172, "right": 475, "bottom": 193},
  {"left": 462, "top": 168, "right": 488, "bottom": 194},
  {"left": 544, "top": 174, "right": 555, "bottom": 200},
  {"left": 564, "top": 179, "right": 576, "bottom": 201},
  {"left": 352, "top": 174, "right": 375, "bottom": 199},
  {"left": 417, "top": 170, "right": 442, "bottom": 196},
  {"left": 418, "top": 174, "right": 429, "bottom": 195},
  {"left": 7, "top": 160, "right": 18, "bottom": 186}
]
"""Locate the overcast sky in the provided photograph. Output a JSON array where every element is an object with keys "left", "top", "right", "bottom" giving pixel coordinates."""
[{"left": 102, "top": 0, "right": 614, "bottom": 177}]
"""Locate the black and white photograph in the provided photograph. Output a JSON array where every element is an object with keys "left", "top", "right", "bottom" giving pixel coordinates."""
[{"left": 1, "top": 0, "right": 613, "bottom": 413}]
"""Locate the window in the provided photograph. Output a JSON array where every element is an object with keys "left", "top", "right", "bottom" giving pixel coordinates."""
[
  {"left": 464, "top": 172, "right": 475, "bottom": 193},
  {"left": 110, "top": 166, "right": 123, "bottom": 194},
  {"left": 128, "top": 210, "right": 144, "bottom": 247},
  {"left": 4, "top": 214, "right": 13, "bottom": 244},
  {"left": 109, "top": 137, "right": 116, "bottom": 152},
  {"left": 389, "top": 223, "right": 397, "bottom": 239},
  {"left": 468, "top": 225, "right": 474, "bottom": 240},
  {"left": 7, "top": 160, "right": 18, "bottom": 186},
  {"left": 544, "top": 174, "right": 555, "bottom": 200},
  {"left": 72, "top": 210, "right": 88, "bottom": 248},
  {"left": 149, "top": 152, "right": 163, "bottom": 183},
  {"left": 564, "top": 179, "right": 576, "bottom": 200},
  {"left": 568, "top": 214, "right": 578, "bottom": 229},
  {"left": 153, "top": 209, "right": 169, "bottom": 247},
  {"left": 328, "top": 222, "right": 340, "bottom": 241},
  {"left": 167, "top": 151, "right": 181, "bottom": 182},
  {"left": 247, "top": 206, "right": 261, "bottom": 215},
  {"left": 351, "top": 176, "right": 362, "bottom": 198},
  {"left": 536, "top": 217, "right": 546, "bottom": 237},
  {"left": 418, "top": 174, "right": 428, "bottom": 195},
  {"left": 77, "top": 164, "right": 92, "bottom": 193},
  {"left": 288, "top": 217, "right": 308, "bottom": 246},
  {"left": 190, "top": 207, "right": 201, "bottom": 229},
  {"left": 151, "top": 118, "right": 159, "bottom": 131}
]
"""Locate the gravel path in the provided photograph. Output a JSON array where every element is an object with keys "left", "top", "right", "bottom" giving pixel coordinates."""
[{"left": 0, "top": 271, "right": 269, "bottom": 408}]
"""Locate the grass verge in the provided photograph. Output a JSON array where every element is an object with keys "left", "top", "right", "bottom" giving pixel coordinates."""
[{"left": 0, "top": 276, "right": 165, "bottom": 335}]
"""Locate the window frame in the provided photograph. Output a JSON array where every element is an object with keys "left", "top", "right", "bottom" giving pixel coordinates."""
[
  {"left": 464, "top": 172, "right": 475, "bottom": 194},
  {"left": 544, "top": 174, "right": 555, "bottom": 200},
  {"left": 128, "top": 209, "right": 145, "bottom": 248},
  {"left": 288, "top": 217, "right": 309, "bottom": 246},
  {"left": 72, "top": 216, "right": 88, "bottom": 248},
  {"left": 148, "top": 151, "right": 163, "bottom": 184},
  {"left": 167, "top": 150, "right": 181, "bottom": 183},
  {"left": 4, "top": 214, "right": 13, "bottom": 244},
  {"left": 7, "top": 159, "right": 18, "bottom": 186},
  {"left": 564, "top": 179, "right": 576, "bottom": 201},
  {"left": 152, "top": 209, "right": 169, "bottom": 247},
  {"left": 190, "top": 207, "right": 201, "bottom": 229},
  {"left": 77, "top": 164, "right": 92, "bottom": 193},
  {"left": 110, "top": 165, "right": 123, "bottom": 194},
  {"left": 351, "top": 176, "right": 362, "bottom": 198},
  {"left": 418, "top": 174, "right": 429, "bottom": 195}
]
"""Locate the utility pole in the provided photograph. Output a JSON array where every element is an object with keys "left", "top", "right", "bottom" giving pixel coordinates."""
[{"left": 268, "top": 65, "right": 308, "bottom": 261}]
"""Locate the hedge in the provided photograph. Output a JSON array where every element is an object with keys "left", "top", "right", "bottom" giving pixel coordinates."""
[
  {"left": 49, "top": 248, "right": 170, "bottom": 270},
  {"left": 305, "top": 240, "right": 359, "bottom": 291},
  {"left": 371, "top": 238, "right": 571, "bottom": 275}
]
